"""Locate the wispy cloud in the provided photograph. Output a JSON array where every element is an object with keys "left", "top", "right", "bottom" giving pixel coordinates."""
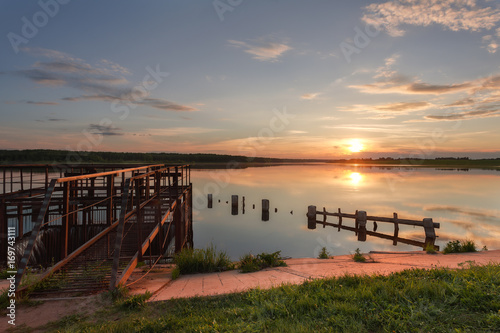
[
  {"left": 228, "top": 36, "right": 291, "bottom": 62},
  {"left": 11, "top": 47, "right": 197, "bottom": 112},
  {"left": 26, "top": 100, "right": 59, "bottom": 105},
  {"left": 36, "top": 117, "right": 67, "bottom": 122},
  {"left": 145, "top": 127, "right": 221, "bottom": 137},
  {"left": 300, "top": 92, "right": 320, "bottom": 100},
  {"left": 88, "top": 123, "right": 124, "bottom": 136},
  {"left": 350, "top": 78, "right": 474, "bottom": 95},
  {"left": 424, "top": 108, "right": 500, "bottom": 121},
  {"left": 339, "top": 101, "right": 432, "bottom": 118},
  {"left": 362, "top": 0, "right": 500, "bottom": 37}
]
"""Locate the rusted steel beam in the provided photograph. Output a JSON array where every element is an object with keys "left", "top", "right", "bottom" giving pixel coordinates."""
[
  {"left": 114, "top": 190, "right": 184, "bottom": 288},
  {"left": 56, "top": 164, "right": 164, "bottom": 183}
]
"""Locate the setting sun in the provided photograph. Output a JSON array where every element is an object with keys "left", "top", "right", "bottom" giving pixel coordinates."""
[{"left": 348, "top": 139, "right": 364, "bottom": 153}]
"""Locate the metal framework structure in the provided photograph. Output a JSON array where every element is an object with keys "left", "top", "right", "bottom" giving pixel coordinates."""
[{"left": 0, "top": 164, "right": 192, "bottom": 298}]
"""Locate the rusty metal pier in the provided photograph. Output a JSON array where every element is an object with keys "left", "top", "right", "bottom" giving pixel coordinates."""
[{"left": 0, "top": 164, "right": 193, "bottom": 298}]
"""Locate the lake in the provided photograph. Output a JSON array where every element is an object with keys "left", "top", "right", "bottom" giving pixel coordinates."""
[{"left": 191, "top": 163, "right": 500, "bottom": 260}]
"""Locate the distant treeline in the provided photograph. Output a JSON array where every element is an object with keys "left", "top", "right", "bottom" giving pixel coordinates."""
[
  {"left": 0, "top": 149, "right": 298, "bottom": 165},
  {"left": 1, "top": 150, "right": 499, "bottom": 168}
]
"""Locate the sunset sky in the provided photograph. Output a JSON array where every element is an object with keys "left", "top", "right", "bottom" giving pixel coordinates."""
[{"left": 1, "top": 0, "right": 499, "bottom": 159}]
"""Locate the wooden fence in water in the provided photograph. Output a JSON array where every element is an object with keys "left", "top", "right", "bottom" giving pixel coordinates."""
[{"left": 307, "top": 205, "right": 440, "bottom": 250}]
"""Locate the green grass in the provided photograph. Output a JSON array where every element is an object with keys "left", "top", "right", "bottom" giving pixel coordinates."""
[
  {"left": 443, "top": 239, "right": 478, "bottom": 254},
  {"left": 238, "top": 251, "right": 287, "bottom": 273},
  {"left": 39, "top": 263, "right": 500, "bottom": 332},
  {"left": 174, "top": 244, "right": 234, "bottom": 275}
]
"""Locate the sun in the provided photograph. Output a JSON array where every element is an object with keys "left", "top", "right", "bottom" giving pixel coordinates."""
[{"left": 348, "top": 139, "right": 364, "bottom": 153}]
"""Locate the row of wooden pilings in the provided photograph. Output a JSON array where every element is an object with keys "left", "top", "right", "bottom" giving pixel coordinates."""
[
  {"left": 307, "top": 205, "right": 440, "bottom": 250},
  {"left": 207, "top": 194, "right": 273, "bottom": 221}
]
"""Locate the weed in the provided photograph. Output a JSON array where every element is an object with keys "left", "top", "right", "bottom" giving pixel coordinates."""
[
  {"left": 119, "top": 291, "right": 152, "bottom": 310},
  {"left": 174, "top": 244, "right": 234, "bottom": 276},
  {"left": 102, "top": 284, "right": 129, "bottom": 302},
  {"left": 318, "top": 247, "right": 331, "bottom": 259},
  {"left": 171, "top": 267, "right": 180, "bottom": 280},
  {"left": 443, "top": 239, "right": 478, "bottom": 254},
  {"left": 0, "top": 268, "right": 14, "bottom": 279},
  {"left": 352, "top": 248, "right": 366, "bottom": 262},
  {"left": 238, "top": 251, "right": 287, "bottom": 273},
  {"left": 424, "top": 243, "right": 438, "bottom": 254}
]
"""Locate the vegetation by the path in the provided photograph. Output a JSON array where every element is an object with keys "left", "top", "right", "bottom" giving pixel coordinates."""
[
  {"left": 443, "top": 239, "right": 479, "bottom": 254},
  {"left": 352, "top": 248, "right": 367, "bottom": 262},
  {"left": 318, "top": 247, "right": 331, "bottom": 259},
  {"left": 238, "top": 251, "right": 287, "bottom": 273},
  {"left": 37, "top": 262, "right": 499, "bottom": 332},
  {"left": 172, "top": 244, "right": 233, "bottom": 279}
]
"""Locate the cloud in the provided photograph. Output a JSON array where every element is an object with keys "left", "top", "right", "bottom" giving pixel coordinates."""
[
  {"left": 62, "top": 95, "right": 197, "bottom": 112},
  {"left": 228, "top": 36, "right": 291, "bottom": 62},
  {"left": 362, "top": 0, "right": 500, "bottom": 37},
  {"left": 348, "top": 54, "right": 500, "bottom": 122},
  {"left": 26, "top": 101, "right": 59, "bottom": 105},
  {"left": 339, "top": 101, "right": 432, "bottom": 118},
  {"left": 482, "top": 34, "right": 499, "bottom": 53},
  {"left": 88, "top": 124, "right": 124, "bottom": 136},
  {"left": 424, "top": 108, "right": 500, "bottom": 121},
  {"left": 145, "top": 127, "right": 221, "bottom": 136},
  {"left": 12, "top": 47, "right": 196, "bottom": 113},
  {"left": 350, "top": 79, "right": 474, "bottom": 95},
  {"left": 36, "top": 117, "right": 67, "bottom": 122},
  {"left": 300, "top": 92, "right": 320, "bottom": 100}
]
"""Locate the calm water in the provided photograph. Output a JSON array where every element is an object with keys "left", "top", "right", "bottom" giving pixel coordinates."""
[{"left": 191, "top": 164, "right": 500, "bottom": 260}]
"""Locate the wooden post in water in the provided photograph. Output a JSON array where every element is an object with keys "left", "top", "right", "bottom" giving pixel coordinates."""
[
  {"left": 231, "top": 195, "right": 238, "bottom": 215},
  {"left": 356, "top": 210, "right": 367, "bottom": 241},
  {"left": 207, "top": 194, "right": 213, "bottom": 208},
  {"left": 242, "top": 196, "right": 245, "bottom": 214},
  {"left": 423, "top": 218, "right": 436, "bottom": 249},
  {"left": 307, "top": 205, "right": 316, "bottom": 229},
  {"left": 262, "top": 199, "right": 270, "bottom": 221},
  {"left": 393, "top": 213, "right": 399, "bottom": 246}
]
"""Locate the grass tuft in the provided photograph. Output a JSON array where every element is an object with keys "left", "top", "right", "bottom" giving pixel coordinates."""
[
  {"left": 238, "top": 251, "right": 287, "bottom": 273},
  {"left": 318, "top": 247, "right": 331, "bottom": 259},
  {"left": 352, "top": 248, "right": 366, "bottom": 262},
  {"left": 443, "top": 239, "right": 478, "bottom": 254},
  {"left": 174, "top": 244, "right": 234, "bottom": 276}
]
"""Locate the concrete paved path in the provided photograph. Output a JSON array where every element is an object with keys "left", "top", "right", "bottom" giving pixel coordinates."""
[{"left": 141, "top": 250, "right": 500, "bottom": 302}]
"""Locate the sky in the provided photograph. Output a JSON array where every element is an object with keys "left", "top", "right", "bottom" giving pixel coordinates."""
[{"left": 0, "top": 0, "right": 499, "bottom": 159}]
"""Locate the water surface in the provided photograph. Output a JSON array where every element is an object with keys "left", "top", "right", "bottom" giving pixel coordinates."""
[{"left": 191, "top": 164, "right": 500, "bottom": 260}]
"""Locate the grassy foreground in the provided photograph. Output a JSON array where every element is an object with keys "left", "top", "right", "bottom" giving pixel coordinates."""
[{"left": 33, "top": 263, "right": 500, "bottom": 332}]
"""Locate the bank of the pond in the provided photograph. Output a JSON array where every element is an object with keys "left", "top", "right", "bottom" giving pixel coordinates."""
[{"left": 2, "top": 250, "right": 499, "bottom": 332}]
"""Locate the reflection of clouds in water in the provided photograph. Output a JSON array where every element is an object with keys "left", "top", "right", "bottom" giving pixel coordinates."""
[{"left": 424, "top": 205, "right": 500, "bottom": 222}]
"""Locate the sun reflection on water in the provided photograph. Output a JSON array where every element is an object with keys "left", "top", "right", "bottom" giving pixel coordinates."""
[{"left": 349, "top": 172, "right": 363, "bottom": 185}]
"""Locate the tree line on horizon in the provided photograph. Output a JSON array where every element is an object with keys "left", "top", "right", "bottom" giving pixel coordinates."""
[{"left": 0, "top": 149, "right": 498, "bottom": 165}]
